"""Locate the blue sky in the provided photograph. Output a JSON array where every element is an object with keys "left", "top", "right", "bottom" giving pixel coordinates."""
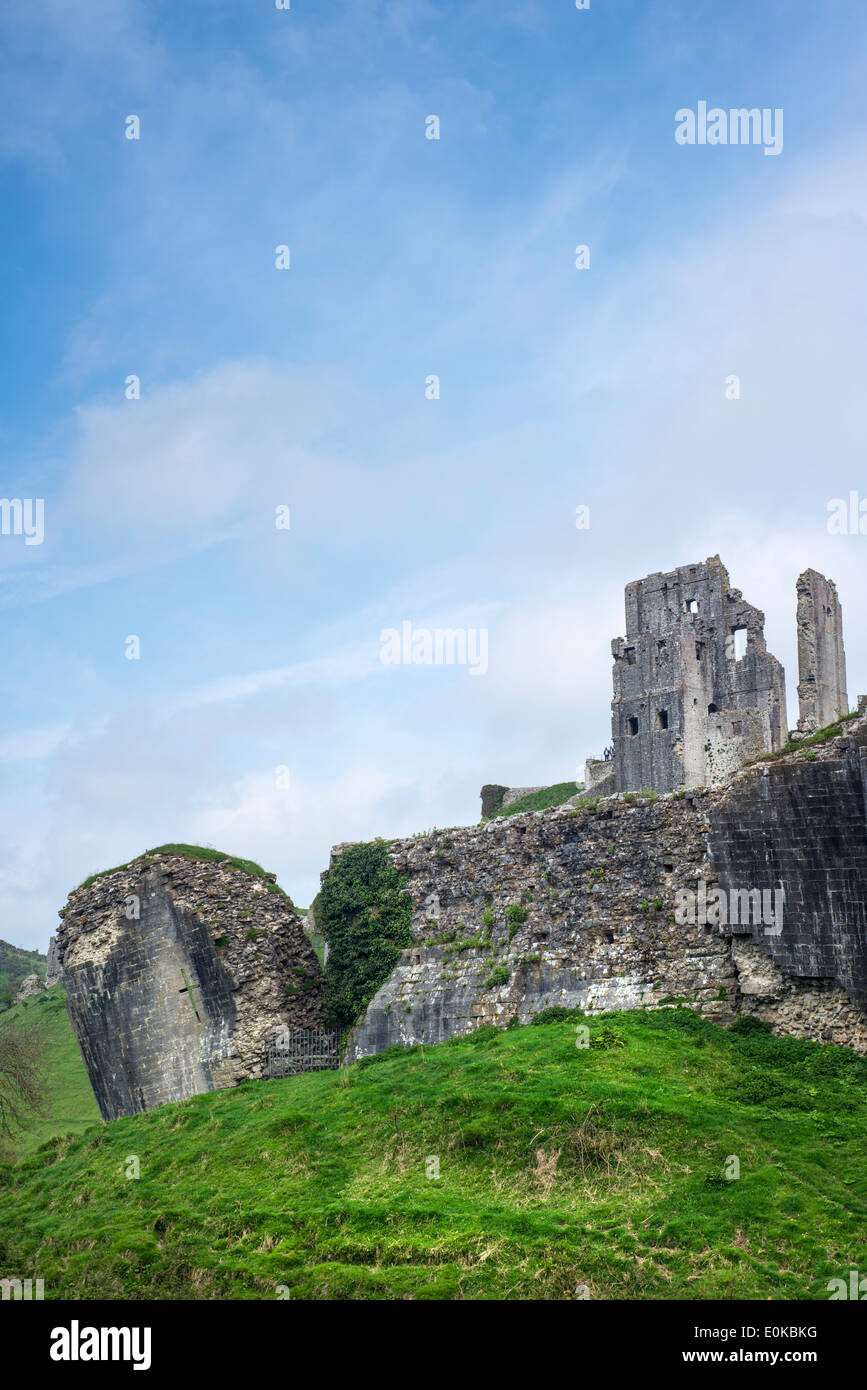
[{"left": 2, "top": 0, "right": 866, "bottom": 948}]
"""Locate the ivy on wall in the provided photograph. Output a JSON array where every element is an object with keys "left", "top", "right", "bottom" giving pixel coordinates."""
[{"left": 316, "top": 840, "right": 412, "bottom": 1031}]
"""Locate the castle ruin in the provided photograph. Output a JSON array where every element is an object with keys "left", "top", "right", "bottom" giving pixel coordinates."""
[
  {"left": 608, "top": 556, "right": 788, "bottom": 793},
  {"left": 796, "top": 568, "right": 848, "bottom": 732}
]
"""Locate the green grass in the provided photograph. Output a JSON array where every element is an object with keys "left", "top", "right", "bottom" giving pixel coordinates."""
[
  {"left": 490, "top": 782, "right": 583, "bottom": 820},
  {"left": 746, "top": 710, "right": 862, "bottom": 767},
  {"left": 305, "top": 931, "right": 327, "bottom": 967},
  {"left": 1, "top": 1009, "right": 864, "bottom": 1300},
  {"left": 72, "top": 844, "right": 291, "bottom": 899},
  {"left": 0, "top": 985, "right": 100, "bottom": 1160}
]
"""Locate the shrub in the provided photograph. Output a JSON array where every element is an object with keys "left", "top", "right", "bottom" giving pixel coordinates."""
[
  {"left": 729, "top": 1015, "right": 772, "bottom": 1037},
  {"left": 531, "top": 1006, "right": 579, "bottom": 1026},
  {"left": 485, "top": 965, "right": 510, "bottom": 989}
]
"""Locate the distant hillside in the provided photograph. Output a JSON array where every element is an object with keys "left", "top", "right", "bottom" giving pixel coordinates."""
[
  {"left": 1, "top": 1008, "right": 865, "bottom": 1300},
  {"left": 0, "top": 937, "right": 46, "bottom": 1010},
  {"left": 0, "top": 985, "right": 100, "bottom": 1159}
]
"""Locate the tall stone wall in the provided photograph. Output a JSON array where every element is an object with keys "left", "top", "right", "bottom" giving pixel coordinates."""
[
  {"left": 57, "top": 852, "right": 323, "bottom": 1121},
  {"left": 708, "top": 732, "right": 867, "bottom": 1007},
  {"left": 346, "top": 711, "right": 867, "bottom": 1060},
  {"left": 796, "top": 568, "right": 848, "bottom": 732},
  {"left": 610, "top": 555, "right": 787, "bottom": 793}
]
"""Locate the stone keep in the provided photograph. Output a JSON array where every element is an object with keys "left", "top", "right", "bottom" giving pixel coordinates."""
[
  {"left": 610, "top": 555, "right": 787, "bottom": 793},
  {"left": 57, "top": 851, "right": 324, "bottom": 1121},
  {"left": 796, "top": 568, "right": 848, "bottom": 732}
]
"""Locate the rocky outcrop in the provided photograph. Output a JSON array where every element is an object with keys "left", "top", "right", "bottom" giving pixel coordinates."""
[
  {"left": 57, "top": 851, "right": 323, "bottom": 1121},
  {"left": 15, "top": 973, "right": 44, "bottom": 1002}
]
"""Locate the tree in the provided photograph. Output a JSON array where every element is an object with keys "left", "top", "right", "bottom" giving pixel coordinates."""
[{"left": 0, "top": 1017, "right": 48, "bottom": 1145}]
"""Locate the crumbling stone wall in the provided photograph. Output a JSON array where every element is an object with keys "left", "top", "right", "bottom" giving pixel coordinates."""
[
  {"left": 796, "top": 568, "right": 848, "bottom": 732},
  {"left": 480, "top": 784, "right": 546, "bottom": 817},
  {"left": 610, "top": 556, "right": 787, "bottom": 793},
  {"left": 57, "top": 852, "right": 323, "bottom": 1121},
  {"left": 583, "top": 758, "right": 616, "bottom": 797},
  {"left": 346, "top": 712, "right": 867, "bottom": 1060},
  {"left": 45, "top": 935, "right": 62, "bottom": 987}
]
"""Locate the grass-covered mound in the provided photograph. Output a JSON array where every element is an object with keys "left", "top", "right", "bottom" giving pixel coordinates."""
[
  {"left": 1, "top": 1009, "right": 864, "bottom": 1300},
  {"left": 490, "top": 781, "right": 583, "bottom": 819},
  {"left": 0, "top": 985, "right": 99, "bottom": 1160},
  {"left": 74, "top": 844, "right": 291, "bottom": 899}
]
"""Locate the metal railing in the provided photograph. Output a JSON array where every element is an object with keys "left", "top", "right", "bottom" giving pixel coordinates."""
[{"left": 262, "top": 1029, "right": 343, "bottom": 1078}]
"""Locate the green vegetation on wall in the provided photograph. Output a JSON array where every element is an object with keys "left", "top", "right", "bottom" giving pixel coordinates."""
[
  {"left": 73, "top": 844, "right": 292, "bottom": 899},
  {"left": 316, "top": 840, "right": 411, "bottom": 1032},
  {"left": 489, "top": 781, "right": 583, "bottom": 820}
]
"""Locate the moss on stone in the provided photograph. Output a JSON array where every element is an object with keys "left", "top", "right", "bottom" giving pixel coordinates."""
[{"left": 73, "top": 844, "right": 291, "bottom": 900}]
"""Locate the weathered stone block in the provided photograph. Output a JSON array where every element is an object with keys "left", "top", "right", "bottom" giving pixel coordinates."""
[{"left": 57, "top": 851, "right": 323, "bottom": 1121}]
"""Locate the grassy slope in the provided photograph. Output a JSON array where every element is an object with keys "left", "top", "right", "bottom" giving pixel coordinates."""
[
  {"left": 492, "top": 781, "right": 584, "bottom": 819},
  {"left": 0, "top": 986, "right": 100, "bottom": 1159},
  {"left": 0, "top": 1009, "right": 864, "bottom": 1300}
]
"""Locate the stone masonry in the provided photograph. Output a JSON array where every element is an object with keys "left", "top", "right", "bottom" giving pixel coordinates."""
[
  {"left": 796, "top": 568, "right": 848, "bottom": 732},
  {"left": 57, "top": 851, "right": 323, "bottom": 1121},
  {"left": 346, "top": 710, "right": 867, "bottom": 1060},
  {"left": 610, "top": 556, "right": 787, "bottom": 793}
]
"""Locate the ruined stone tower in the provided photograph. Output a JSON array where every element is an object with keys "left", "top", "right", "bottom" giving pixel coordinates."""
[
  {"left": 796, "top": 569, "right": 848, "bottom": 732},
  {"left": 57, "top": 848, "right": 324, "bottom": 1121},
  {"left": 610, "top": 556, "right": 787, "bottom": 793}
]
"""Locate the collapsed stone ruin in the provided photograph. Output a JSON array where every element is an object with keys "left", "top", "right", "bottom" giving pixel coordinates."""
[{"left": 56, "top": 850, "right": 323, "bottom": 1121}]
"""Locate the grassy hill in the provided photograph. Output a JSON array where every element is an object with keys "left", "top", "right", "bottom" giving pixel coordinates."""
[
  {"left": 0, "top": 1008, "right": 864, "bottom": 1300},
  {"left": 0, "top": 985, "right": 100, "bottom": 1160},
  {"left": 0, "top": 936, "right": 46, "bottom": 1009}
]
